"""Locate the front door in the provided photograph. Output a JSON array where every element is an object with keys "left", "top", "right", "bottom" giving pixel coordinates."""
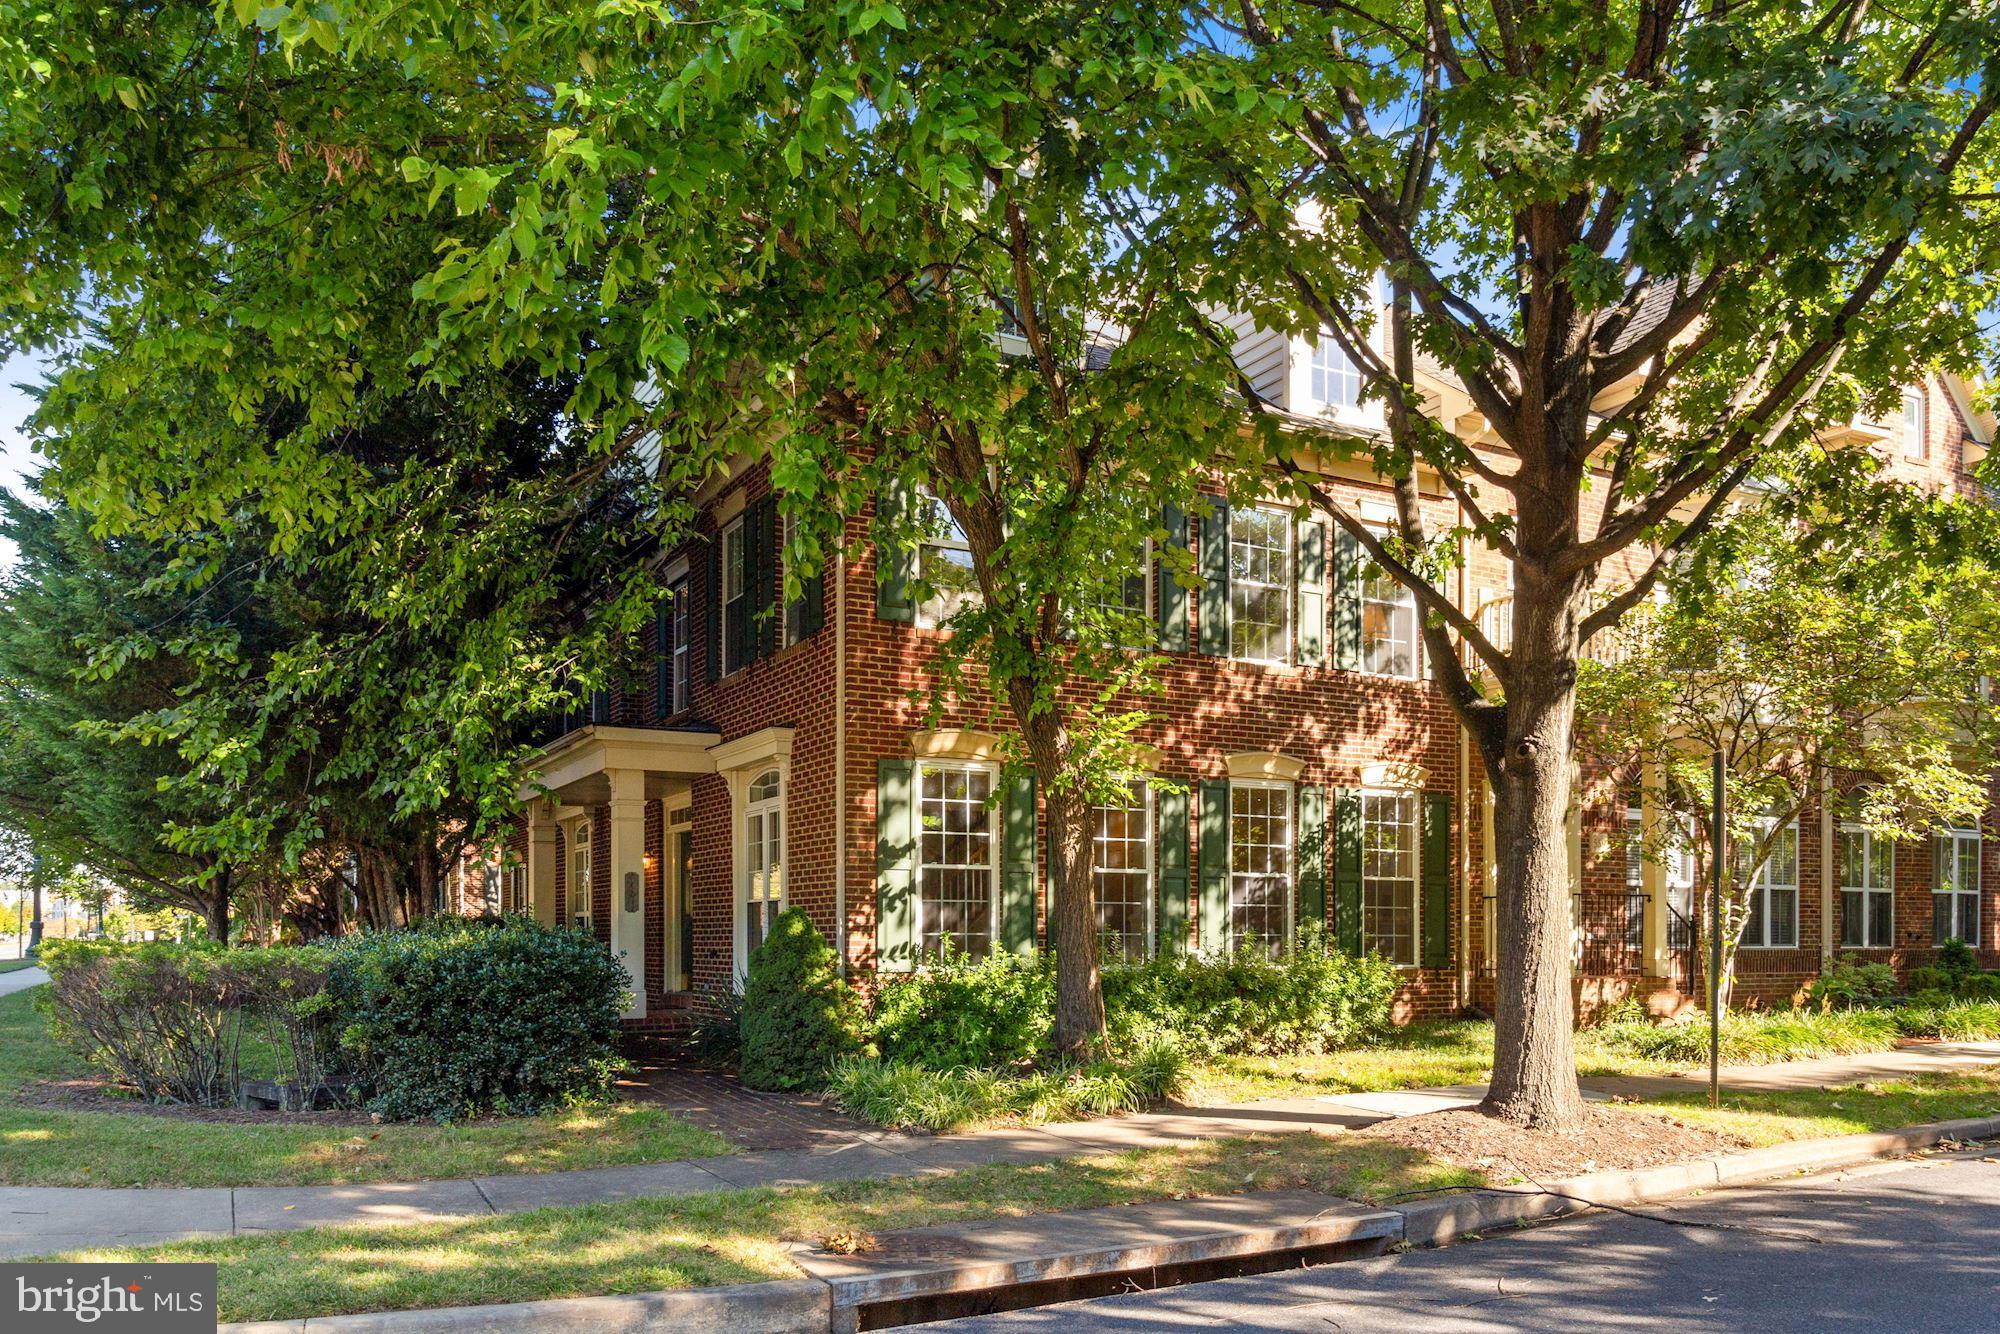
[{"left": 672, "top": 827, "right": 694, "bottom": 993}]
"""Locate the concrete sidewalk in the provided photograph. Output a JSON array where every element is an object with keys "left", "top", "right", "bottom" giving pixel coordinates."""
[
  {"left": 0, "top": 964, "right": 48, "bottom": 999},
  {"left": 8, "top": 1037, "right": 1999, "bottom": 1259}
]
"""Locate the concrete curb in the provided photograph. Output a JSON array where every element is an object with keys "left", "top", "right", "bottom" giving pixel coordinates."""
[{"left": 222, "top": 1112, "right": 2000, "bottom": 1333}]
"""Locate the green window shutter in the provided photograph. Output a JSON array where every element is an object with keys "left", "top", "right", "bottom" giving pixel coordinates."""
[
  {"left": 654, "top": 600, "right": 670, "bottom": 719},
  {"left": 704, "top": 537, "right": 722, "bottom": 682},
  {"left": 1295, "top": 516, "right": 1328, "bottom": 667},
  {"left": 1156, "top": 784, "right": 1190, "bottom": 953},
  {"left": 1297, "top": 784, "right": 1328, "bottom": 935},
  {"left": 754, "top": 497, "right": 777, "bottom": 660},
  {"left": 1333, "top": 787, "right": 1362, "bottom": 954},
  {"left": 1001, "top": 766, "right": 1038, "bottom": 956},
  {"left": 875, "top": 478, "right": 916, "bottom": 622},
  {"left": 1198, "top": 778, "right": 1231, "bottom": 953},
  {"left": 1331, "top": 528, "right": 1362, "bottom": 671},
  {"left": 798, "top": 565, "right": 825, "bottom": 639},
  {"left": 1197, "top": 499, "right": 1230, "bottom": 656},
  {"left": 875, "top": 759, "right": 920, "bottom": 971},
  {"left": 1157, "top": 503, "right": 1189, "bottom": 651},
  {"left": 1421, "top": 792, "right": 1453, "bottom": 969}
]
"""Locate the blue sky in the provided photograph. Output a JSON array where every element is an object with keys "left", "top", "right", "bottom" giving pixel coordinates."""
[{"left": 0, "top": 349, "right": 47, "bottom": 565}]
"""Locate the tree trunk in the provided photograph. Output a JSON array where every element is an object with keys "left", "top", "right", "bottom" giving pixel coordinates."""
[
  {"left": 1044, "top": 779, "right": 1108, "bottom": 1060},
  {"left": 204, "top": 869, "right": 232, "bottom": 944},
  {"left": 1480, "top": 573, "right": 1588, "bottom": 1132}
]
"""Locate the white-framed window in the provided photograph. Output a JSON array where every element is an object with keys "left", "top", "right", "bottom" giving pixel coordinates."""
[
  {"left": 779, "top": 511, "right": 805, "bottom": 648},
  {"left": 1084, "top": 541, "right": 1152, "bottom": 644},
  {"left": 918, "top": 760, "right": 999, "bottom": 956},
  {"left": 915, "top": 489, "right": 980, "bottom": 628},
  {"left": 1934, "top": 826, "right": 1981, "bottom": 947},
  {"left": 1621, "top": 806, "right": 1647, "bottom": 950},
  {"left": 1739, "top": 817, "right": 1799, "bottom": 949},
  {"left": 669, "top": 575, "right": 691, "bottom": 715},
  {"left": 721, "top": 516, "right": 747, "bottom": 674},
  {"left": 1362, "top": 790, "right": 1419, "bottom": 965},
  {"left": 1228, "top": 780, "right": 1291, "bottom": 956},
  {"left": 1360, "top": 532, "right": 1419, "bottom": 678},
  {"left": 569, "top": 820, "right": 593, "bottom": 928},
  {"left": 1840, "top": 820, "right": 1895, "bottom": 949},
  {"left": 1093, "top": 781, "right": 1153, "bottom": 960},
  {"left": 1903, "top": 391, "right": 1927, "bottom": 461},
  {"left": 1228, "top": 506, "right": 1292, "bottom": 663},
  {"left": 739, "top": 768, "right": 785, "bottom": 970},
  {"left": 1309, "top": 332, "right": 1362, "bottom": 411}
]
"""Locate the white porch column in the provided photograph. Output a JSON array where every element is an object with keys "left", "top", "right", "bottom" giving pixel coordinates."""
[
  {"left": 525, "top": 802, "right": 559, "bottom": 928},
  {"left": 607, "top": 768, "right": 649, "bottom": 1019},
  {"left": 1641, "top": 760, "right": 1670, "bottom": 979}
]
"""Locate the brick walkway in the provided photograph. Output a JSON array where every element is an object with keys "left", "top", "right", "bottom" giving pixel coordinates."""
[{"left": 620, "top": 1061, "right": 879, "bottom": 1151}]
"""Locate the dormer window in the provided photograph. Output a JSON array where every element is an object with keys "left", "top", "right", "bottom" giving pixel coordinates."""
[
  {"left": 1310, "top": 333, "right": 1362, "bottom": 411},
  {"left": 1902, "top": 391, "right": 1927, "bottom": 460}
]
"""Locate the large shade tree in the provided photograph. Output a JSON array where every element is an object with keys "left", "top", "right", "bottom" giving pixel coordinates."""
[{"left": 5, "top": 0, "right": 1997, "bottom": 1114}]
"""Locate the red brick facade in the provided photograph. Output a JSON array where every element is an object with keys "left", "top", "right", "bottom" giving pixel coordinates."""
[{"left": 495, "top": 371, "right": 1997, "bottom": 1031}]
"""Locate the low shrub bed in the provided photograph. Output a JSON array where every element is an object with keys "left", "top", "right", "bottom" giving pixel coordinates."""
[
  {"left": 821, "top": 928, "right": 1396, "bottom": 1129},
  {"left": 826, "top": 1044, "right": 1189, "bottom": 1132},
  {"left": 41, "top": 917, "right": 628, "bottom": 1121},
  {"left": 1594, "top": 995, "right": 2000, "bottom": 1064}
]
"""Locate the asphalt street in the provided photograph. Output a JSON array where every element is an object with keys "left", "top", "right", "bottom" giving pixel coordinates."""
[{"left": 935, "top": 1146, "right": 2000, "bottom": 1333}]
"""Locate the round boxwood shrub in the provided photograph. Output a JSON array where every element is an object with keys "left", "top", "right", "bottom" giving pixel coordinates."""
[
  {"left": 323, "top": 916, "right": 627, "bottom": 1120},
  {"left": 739, "top": 908, "right": 867, "bottom": 1091}
]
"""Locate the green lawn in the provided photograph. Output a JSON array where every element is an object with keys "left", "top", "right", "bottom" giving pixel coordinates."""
[
  {"left": 42, "top": 1133, "right": 1482, "bottom": 1323},
  {"left": 0, "top": 958, "right": 37, "bottom": 974},
  {"left": 1189, "top": 1019, "right": 1672, "bottom": 1105},
  {"left": 0, "top": 989, "right": 730, "bottom": 1187},
  {"left": 1629, "top": 1068, "right": 2000, "bottom": 1146}
]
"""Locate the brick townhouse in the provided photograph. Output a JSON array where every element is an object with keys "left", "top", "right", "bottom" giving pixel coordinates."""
[{"left": 466, "top": 320, "right": 1998, "bottom": 1036}]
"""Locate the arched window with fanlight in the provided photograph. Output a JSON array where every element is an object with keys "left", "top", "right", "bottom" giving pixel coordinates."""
[{"left": 739, "top": 768, "right": 785, "bottom": 971}]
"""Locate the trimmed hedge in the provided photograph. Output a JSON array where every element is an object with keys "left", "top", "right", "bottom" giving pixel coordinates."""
[
  {"left": 42, "top": 918, "right": 628, "bottom": 1121},
  {"left": 324, "top": 917, "right": 628, "bottom": 1120},
  {"left": 739, "top": 909, "right": 867, "bottom": 1091}
]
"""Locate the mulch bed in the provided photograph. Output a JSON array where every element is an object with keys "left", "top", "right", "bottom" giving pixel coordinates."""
[
  {"left": 1357, "top": 1102, "right": 1747, "bottom": 1183},
  {"left": 19, "top": 1077, "right": 378, "bottom": 1126}
]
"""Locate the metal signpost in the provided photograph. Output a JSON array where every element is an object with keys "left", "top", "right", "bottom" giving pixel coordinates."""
[{"left": 1710, "top": 750, "right": 1724, "bottom": 1109}]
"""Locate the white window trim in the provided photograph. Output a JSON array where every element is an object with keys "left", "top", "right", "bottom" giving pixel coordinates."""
[
  {"left": 1361, "top": 786, "right": 1422, "bottom": 967},
  {"left": 916, "top": 758, "right": 1003, "bottom": 959},
  {"left": 1227, "top": 505, "right": 1294, "bottom": 666},
  {"left": 567, "top": 818, "right": 593, "bottom": 929},
  {"left": 914, "top": 490, "right": 978, "bottom": 630},
  {"left": 1935, "top": 825, "right": 1982, "bottom": 948},
  {"left": 1903, "top": 390, "right": 1928, "bottom": 461},
  {"left": 734, "top": 768, "right": 787, "bottom": 978},
  {"left": 1839, "top": 820, "right": 1895, "bottom": 949},
  {"left": 1741, "top": 817, "right": 1801, "bottom": 950},
  {"left": 1357, "top": 525, "right": 1421, "bottom": 680},
  {"left": 720, "top": 515, "right": 747, "bottom": 675},
  {"left": 1227, "top": 778, "right": 1295, "bottom": 954},
  {"left": 1309, "top": 331, "right": 1363, "bottom": 413},
  {"left": 669, "top": 575, "right": 691, "bottom": 715},
  {"left": 1093, "top": 780, "right": 1155, "bottom": 960},
  {"left": 779, "top": 511, "right": 803, "bottom": 649}
]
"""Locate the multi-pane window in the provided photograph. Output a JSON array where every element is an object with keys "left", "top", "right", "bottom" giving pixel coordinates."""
[
  {"left": 1093, "top": 782, "right": 1152, "bottom": 960},
  {"left": 721, "top": 517, "right": 747, "bottom": 674},
  {"left": 1229, "top": 782, "right": 1291, "bottom": 957},
  {"left": 1739, "top": 817, "right": 1799, "bottom": 948},
  {"left": 1903, "top": 391, "right": 1927, "bottom": 460},
  {"left": 1362, "top": 791, "right": 1419, "bottom": 964},
  {"left": 741, "top": 769, "right": 784, "bottom": 967},
  {"left": 1228, "top": 507, "right": 1292, "bottom": 663},
  {"left": 1621, "top": 807, "right": 1646, "bottom": 950},
  {"left": 570, "top": 822, "right": 593, "bottom": 928},
  {"left": 667, "top": 576, "right": 690, "bottom": 715},
  {"left": 780, "top": 512, "right": 804, "bottom": 648},
  {"left": 919, "top": 763, "right": 997, "bottom": 956},
  {"left": 1664, "top": 816, "right": 1697, "bottom": 949},
  {"left": 1361, "top": 535, "right": 1419, "bottom": 677},
  {"left": 1934, "top": 826, "right": 1981, "bottom": 947},
  {"left": 1310, "top": 333, "right": 1362, "bottom": 410},
  {"left": 1840, "top": 821, "right": 1895, "bottom": 948},
  {"left": 915, "top": 490, "right": 980, "bottom": 628}
]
